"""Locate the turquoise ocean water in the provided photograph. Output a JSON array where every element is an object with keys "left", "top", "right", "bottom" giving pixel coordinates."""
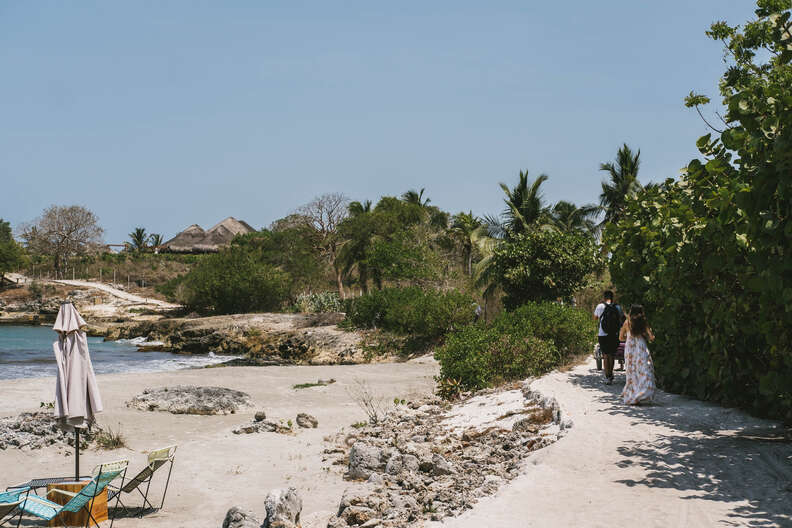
[{"left": 0, "top": 325, "right": 233, "bottom": 380}]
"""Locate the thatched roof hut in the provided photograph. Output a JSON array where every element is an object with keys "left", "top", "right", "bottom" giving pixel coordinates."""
[{"left": 163, "top": 217, "right": 256, "bottom": 253}]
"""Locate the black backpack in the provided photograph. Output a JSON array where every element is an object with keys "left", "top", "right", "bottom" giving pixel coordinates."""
[{"left": 600, "top": 303, "right": 621, "bottom": 336}]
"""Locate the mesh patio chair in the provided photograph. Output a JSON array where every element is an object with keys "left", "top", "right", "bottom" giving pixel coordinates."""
[
  {"left": 18, "top": 459, "right": 128, "bottom": 528},
  {"left": 107, "top": 445, "right": 176, "bottom": 518},
  {"left": 0, "top": 487, "right": 30, "bottom": 528}
]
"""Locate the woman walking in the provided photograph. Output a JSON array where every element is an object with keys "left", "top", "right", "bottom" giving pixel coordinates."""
[{"left": 619, "top": 305, "right": 656, "bottom": 405}]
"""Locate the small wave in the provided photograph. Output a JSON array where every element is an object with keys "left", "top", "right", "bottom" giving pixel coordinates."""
[{"left": 115, "top": 337, "right": 165, "bottom": 347}]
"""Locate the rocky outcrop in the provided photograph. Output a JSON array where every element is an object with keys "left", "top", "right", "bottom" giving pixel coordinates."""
[
  {"left": 263, "top": 487, "right": 302, "bottom": 528},
  {"left": 127, "top": 386, "right": 252, "bottom": 415},
  {"left": 296, "top": 413, "right": 318, "bottom": 429},
  {"left": 93, "top": 313, "right": 368, "bottom": 365},
  {"left": 0, "top": 412, "right": 91, "bottom": 450},
  {"left": 324, "top": 384, "right": 569, "bottom": 526},
  {"left": 221, "top": 488, "right": 303, "bottom": 528},
  {"left": 222, "top": 507, "right": 262, "bottom": 528},
  {"left": 233, "top": 420, "right": 292, "bottom": 435}
]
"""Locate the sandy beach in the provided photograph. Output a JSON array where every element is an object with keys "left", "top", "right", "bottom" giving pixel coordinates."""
[
  {"left": 1, "top": 359, "right": 438, "bottom": 527},
  {"left": 429, "top": 361, "right": 792, "bottom": 528},
  {"left": 2, "top": 358, "right": 790, "bottom": 528}
]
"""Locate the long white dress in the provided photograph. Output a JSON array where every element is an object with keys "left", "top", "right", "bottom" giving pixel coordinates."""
[{"left": 621, "top": 332, "right": 656, "bottom": 405}]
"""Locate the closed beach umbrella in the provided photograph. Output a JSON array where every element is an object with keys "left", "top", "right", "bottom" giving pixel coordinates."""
[{"left": 53, "top": 302, "right": 103, "bottom": 479}]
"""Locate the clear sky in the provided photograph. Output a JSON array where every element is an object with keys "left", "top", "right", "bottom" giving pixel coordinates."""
[{"left": 1, "top": 1, "right": 752, "bottom": 243}]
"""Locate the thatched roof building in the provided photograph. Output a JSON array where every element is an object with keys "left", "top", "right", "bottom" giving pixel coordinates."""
[{"left": 163, "top": 217, "right": 256, "bottom": 253}]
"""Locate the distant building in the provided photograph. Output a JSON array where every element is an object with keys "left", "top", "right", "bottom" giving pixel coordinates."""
[{"left": 162, "top": 217, "right": 256, "bottom": 253}]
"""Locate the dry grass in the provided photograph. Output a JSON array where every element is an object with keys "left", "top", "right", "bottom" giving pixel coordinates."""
[{"left": 94, "top": 423, "right": 127, "bottom": 450}]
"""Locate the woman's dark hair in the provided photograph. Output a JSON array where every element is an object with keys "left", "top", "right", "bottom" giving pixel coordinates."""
[{"left": 629, "top": 304, "right": 650, "bottom": 338}]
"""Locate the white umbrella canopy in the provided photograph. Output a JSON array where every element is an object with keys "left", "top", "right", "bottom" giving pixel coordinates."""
[{"left": 52, "top": 302, "right": 103, "bottom": 478}]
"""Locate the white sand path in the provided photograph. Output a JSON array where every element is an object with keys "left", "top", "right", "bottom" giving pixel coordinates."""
[
  {"left": 5, "top": 273, "right": 179, "bottom": 308},
  {"left": 428, "top": 360, "right": 792, "bottom": 528}
]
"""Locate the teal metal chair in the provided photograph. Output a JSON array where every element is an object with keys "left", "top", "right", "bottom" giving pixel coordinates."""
[
  {"left": 0, "top": 487, "right": 30, "bottom": 528},
  {"left": 18, "top": 460, "right": 128, "bottom": 528}
]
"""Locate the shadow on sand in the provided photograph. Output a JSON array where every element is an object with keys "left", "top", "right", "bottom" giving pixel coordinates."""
[{"left": 567, "top": 364, "right": 792, "bottom": 527}]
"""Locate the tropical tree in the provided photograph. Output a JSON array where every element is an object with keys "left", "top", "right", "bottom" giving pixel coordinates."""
[
  {"left": 148, "top": 233, "right": 164, "bottom": 248},
  {"left": 599, "top": 144, "right": 643, "bottom": 226},
  {"left": 401, "top": 188, "right": 431, "bottom": 207},
  {"left": 551, "top": 201, "right": 600, "bottom": 235},
  {"left": 450, "top": 211, "right": 482, "bottom": 276},
  {"left": 0, "top": 219, "right": 24, "bottom": 284},
  {"left": 128, "top": 227, "right": 148, "bottom": 252},
  {"left": 486, "top": 171, "right": 554, "bottom": 238},
  {"left": 21, "top": 205, "right": 103, "bottom": 273},
  {"left": 336, "top": 200, "right": 375, "bottom": 293}
]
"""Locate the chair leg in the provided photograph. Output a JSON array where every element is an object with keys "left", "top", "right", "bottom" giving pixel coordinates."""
[{"left": 159, "top": 459, "right": 175, "bottom": 510}]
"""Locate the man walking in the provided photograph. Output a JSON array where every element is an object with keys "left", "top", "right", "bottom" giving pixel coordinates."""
[{"left": 594, "top": 290, "right": 622, "bottom": 385}]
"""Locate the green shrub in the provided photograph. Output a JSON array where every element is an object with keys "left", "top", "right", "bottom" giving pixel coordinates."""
[
  {"left": 293, "top": 292, "right": 343, "bottom": 313},
  {"left": 493, "top": 302, "right": 594, "bottom": 358},
  {"left": 344, "top": 287, "right": 475, "bottom": 339},
  {"left": 176, "top": 248, "right": 290, "bottom": 315},
  {"left": 492, "top": 229, "right": 601, "bottom": 308},
  {"left": 435, "top": 302, "right": 592, "bottom": 392}
]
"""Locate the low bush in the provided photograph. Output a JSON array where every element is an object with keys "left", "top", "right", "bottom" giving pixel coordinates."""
[
  {"left": 343, "top": 287, "right": 476, "bottom": 339},
  {"left": 435, "top": 302, "right": 593, "bottom": 392},
  {"left": 293, "top": 291, "right": 343, "bottom": 313},
  {"left": 176, "top": 248, "right": 290, "bottom": 315}
]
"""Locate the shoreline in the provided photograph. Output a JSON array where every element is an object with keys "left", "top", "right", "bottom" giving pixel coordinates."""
[{"left": 0, "top": 359, "right": 440, "bottom": 527}]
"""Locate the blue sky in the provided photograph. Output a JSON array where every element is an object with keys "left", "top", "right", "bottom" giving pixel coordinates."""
[{"left": 1, "top": 1, "right": 751, "bottom": 243}]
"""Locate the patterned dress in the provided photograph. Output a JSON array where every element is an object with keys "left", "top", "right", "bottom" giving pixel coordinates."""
[{"left": 621, "top": 332, "right": 656, "bottom": 405}]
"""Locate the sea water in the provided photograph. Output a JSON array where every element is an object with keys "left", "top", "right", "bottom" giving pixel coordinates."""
[{"left": 0, "top": 325, "right": 235, "bottom": 380}]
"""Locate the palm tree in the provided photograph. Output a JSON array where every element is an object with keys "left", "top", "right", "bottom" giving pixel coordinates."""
[
  {"left": 551, "top": 201, "right": 600, "bottom": 235},
  {"left": 599, "top": 144, "right": 643, "bottom": 226},
  {"left": 128, "top": 227, "right": 148, "bottom": 252},
  {"left": 148, "top": 233, "right": 164, "bottom": 248},
  {"left": 450, "top": 211, "right": 482, "bottom": 276},
  {"left": 336, "top": 200, "right": 374, "bottom": 294},
  {"left": 487, "top": 171, "right": 553, "bottom": 237},
  {"left": 401, "top": 188, "right": 431, "bottom": 207}
]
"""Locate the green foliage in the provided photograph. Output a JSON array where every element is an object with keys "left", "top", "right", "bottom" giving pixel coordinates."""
[
  {"left": 435, "top": 302, "right": 592, "bottom": 392},
  {"left": 0, "top": 219, "right": 23, "bottom": 279},
  {"left": 233, "top": 228, "right": 327, "bottom": 294},
  {"left": 599, "top": 144, "right": 643, "bottom": 227},
  {"left": 293, "top": 291, "right": 343, "bottom": 313},
  {"left": 493, "top": 302, "right": 595, "bottom": 357},
  {"left": 608, "top": 0, "right": 792, "bottom": 423},
  {"left": 128, "top": 227, "right": 148, "bottom": 251},
  {"left": 344, "top": 287, "right": 476, "bottom": 339},
  {"left": 177, "top": 248, "right": 290, "bottom": 315},
  {"left": 492, "top": 229, "right": 601, "bottom": 308}
]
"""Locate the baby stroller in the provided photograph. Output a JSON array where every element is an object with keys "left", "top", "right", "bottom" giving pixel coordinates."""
[{"left": 594, "top": 341, "right": 625, "bottom": 371}]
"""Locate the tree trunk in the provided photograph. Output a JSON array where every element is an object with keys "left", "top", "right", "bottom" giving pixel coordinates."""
[
  {"left": 334, "top": 265, "right": 345, "bottom": 299},
  {"left": 359, "top": 265, "right": 369, "bottom": 295}
]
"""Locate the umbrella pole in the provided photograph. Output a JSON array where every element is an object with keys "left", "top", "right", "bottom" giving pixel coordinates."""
[{"left": 75, "top": 429, "right": 80, "bottom": 480}]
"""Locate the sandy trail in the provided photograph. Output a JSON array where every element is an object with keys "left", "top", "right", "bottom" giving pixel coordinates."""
[
  {"left": 428, "top": 361, "right": 792, "bottom": 528},
  {"left": 0, "top": 359, "right": 438, "bottom": 527},
  {"left": 4, "top": 273, "right": 179, "bottom": 308},
  {"left": 51, "top": 280, "right": 179, "bottom": 308}
]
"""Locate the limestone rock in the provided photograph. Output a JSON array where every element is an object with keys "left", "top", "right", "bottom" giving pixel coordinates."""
[
  {"left": 127, "top": 386, "right": 252, "bottom": 415},
  {"left": 222, "top": 506, "right": 261, "bottom": 528},
  {"left": 296, "top": 413, "right": 318, "bottom": 429},
  {"left": 0, "top": 412, "right": 89, "bottom": 451},
  {"left": 263, "top": 487, "right": 302, "bottom": 528},
  {"left": 348, "top": 443, "right": 384, "bottom": 480},
  {"left": 384, "top": 453, "right": 419, "bottom": 476},
  {"left": 233, "top": 421, "right": 279, "bottom": 435}
]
